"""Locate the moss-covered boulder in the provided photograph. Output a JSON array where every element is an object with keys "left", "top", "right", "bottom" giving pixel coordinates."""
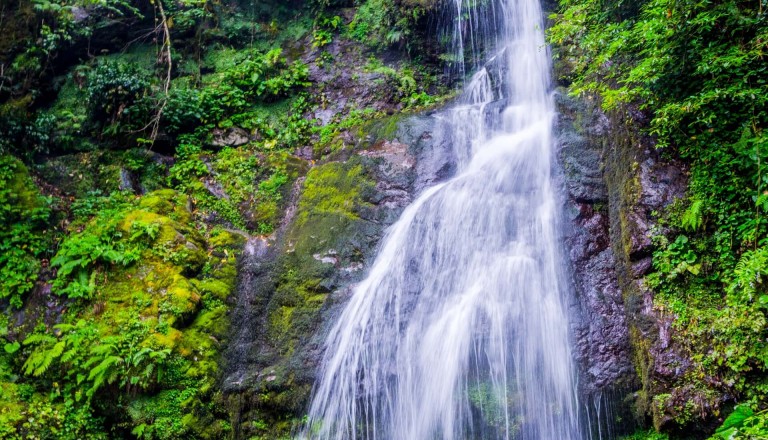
[{"left": 4, "top": 188, "right": 246, "bottom": 438}]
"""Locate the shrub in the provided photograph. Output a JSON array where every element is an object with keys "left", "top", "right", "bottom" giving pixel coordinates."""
[{"left": 86, "top": 61, "right": 152, "bottom": 128}]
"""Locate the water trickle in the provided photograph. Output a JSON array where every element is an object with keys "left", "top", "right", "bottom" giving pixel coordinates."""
[{"left": 300, "top": 0, "right": 582, "bottom": 438}]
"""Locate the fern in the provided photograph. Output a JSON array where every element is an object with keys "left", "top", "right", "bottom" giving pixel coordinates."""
[
  {"left": 51, "top": 228, "right": 140, "bottom": 299},
  {"left": 681, "top": 199, "right": 705, "bottom": 232},
  {"left": 87, "top": 355, "right": 124, "bottom": 398},
  {"left": 22, "top": 339, "right": 65, "bottom": 376},
  {"left": 730, "top": 246, "right": 768, "bottom": 298}
]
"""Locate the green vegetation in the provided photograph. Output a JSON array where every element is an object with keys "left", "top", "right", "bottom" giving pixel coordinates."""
[
  {"left": 272, "top": 160, "right": 374, "bottom": 355},
  {"left": 0, "top": 156, "right": 51, "bottom": 308},
  {"left": 1, "top": 189, "right": 243, "bottom": 438},
  {"left": 234, "top": 159, "right": 376, "bottom": 439},
  {"left": 620, "top": 430, "right": 670, "bottom": 440},
  {"left": 550, "top": 0, "right": 768, "bottom": 436},
  {"left": 2, "top": 0, "right": 765, "bottom": 435},
  {"left": 0, "top": 0, "right": 452, "bottom": 436}
]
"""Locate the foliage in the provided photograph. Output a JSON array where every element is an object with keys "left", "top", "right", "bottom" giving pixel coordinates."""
[
  {"left": 0, "top": 0, "right": 142, "bottom": 99},
  {"left": 0, "top": 156, "right": 51, "bottom": 308},
  {"left": 620, "top": 430, "right": 670, "bottom": 440},
  {"left": 312, "top": 15, "right": 342, "bottom": 48},
  {"left": 363, "top": 57, "right": 445, "bottom": 109},
  {"left": 549, "top": 0, "right": 768, "bottom": 432},
  {"left": 346, "top": 0, "right": 438, "bottom": 49},
  {"left": 710, "top": 405, "right": 768, "bottom": 439},
  {"left": 2, "top": 189, "right": 241, "bottom": 438},
  {"left": 51, "top": 191, "right": 140, "bottom": 299},
  {"left": 156, "top": 48, "right": 310, "bottom": 148},
  {"left": 202, "top": 48, "right": 310, "bottom": 120},
  {"left": 86, "top": 60, "right": 152, "bottom": 128}
]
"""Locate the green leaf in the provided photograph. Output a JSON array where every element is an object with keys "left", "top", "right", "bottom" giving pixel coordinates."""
[
  {"left": 717, "top": 405, "right": 755, "bottom": 434},
  {"left": 3, "top": 341, "right": 20, "bottom": 354}
]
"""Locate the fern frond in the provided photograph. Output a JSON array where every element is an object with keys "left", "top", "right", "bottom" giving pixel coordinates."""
[{"left": 681, "top": 199, "right": 705, "bottom": 232}]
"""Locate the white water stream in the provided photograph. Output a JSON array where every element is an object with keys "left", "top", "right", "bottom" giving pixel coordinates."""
[{"left": 300, "top": 0, "right": 582, "bottom": 438}]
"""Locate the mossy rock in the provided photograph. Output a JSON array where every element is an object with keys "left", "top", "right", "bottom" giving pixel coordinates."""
[
  {"left": 2, "top": 156, "right": 47, "bottom": 213},
  {"left": 295, "top": 161, "right": 374, "bottom": 225},
  {"left": 51, "top": 186, "right": 245, "bottom": 437},
  {"left": 117, "top": 190, "right": 208, "bottom": 275},
  {"left": 137, "top": 189, "right": 193, "bottom": 223},
  {"left": 259, "top": 159, "right": 376, "bottom": 361},
  {"left": 0, "top": 379, "right": 25, "bottom": 436},
  {"left": 0, "top": 155, "right": 51, "bottom": 306},
  {"left": 36, "top": 152, "right": 123, "bottom": 196}
]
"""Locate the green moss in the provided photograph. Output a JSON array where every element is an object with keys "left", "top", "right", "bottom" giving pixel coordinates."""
[
  {"left": 138, "top": 189, "right": 188, "bottom": 219},
  {"left": 260, "top": 159, "right": 375, "bottom": 361},
  {"left": 189, "top": 307, "right": 229, "bottom": 338},
  {"left": 194, "top": 278, "right": 232, "bottom": 301},
  {"left": 8, "top": 183, "right": 244, "bottom": 437},
  {"left": 0, "top": 335, "right": 26, "bottom": 438},
  {"left": 297, "top": 161, "right": 373, "bottom": 225},
  {"left": 619, "top": 429, "right": 669, "bottom": 440},
  {"left": 208, "top": 227, "right": 247, "bottom": 250},
  {"left": 5, "top": 158, "right": 45, "bottom": 212}
]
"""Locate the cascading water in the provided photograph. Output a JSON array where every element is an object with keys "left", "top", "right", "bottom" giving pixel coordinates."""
[{"left": 300, "top": 0, "right": 582, "bottom": 438}]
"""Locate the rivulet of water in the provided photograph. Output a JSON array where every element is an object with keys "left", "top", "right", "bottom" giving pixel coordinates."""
[{"left": 299, "top": 0, "right": 582, "bottom": 438}]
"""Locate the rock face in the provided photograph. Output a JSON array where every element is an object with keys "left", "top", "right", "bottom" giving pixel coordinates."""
[
  {"left": 556, "top": 91, "right": 639, "bottom": 435},
  {"left": 222, "top": 113, "right": 453, "bottom": 439},
  {"left": 224, "top": 82, "right": 690, "bottom": 437},
  {"left": 555, "top": 89, "right": 698, "bottom": 433}
]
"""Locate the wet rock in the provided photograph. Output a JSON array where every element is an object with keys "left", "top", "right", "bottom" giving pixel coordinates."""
[
  {"left": 118, "top": 167, "right": 145, "bottom": 194},
  {"left": 71, "top": 6, "right": 90, "bottom": 23},
  {"left": 631, "top": 257, "right": 653, "bottom": 277},
  {"left": 557, "top": 91, "right": 636, "bottom": 398},
  {"left": 561, "top": 90, "right": 711, "bottom": 431},
  {"left": 222, "top": 112, "right": 441, "bottom": 435},
  {"left": 639, "top": 158, "right": 686, "bottom": 208}
]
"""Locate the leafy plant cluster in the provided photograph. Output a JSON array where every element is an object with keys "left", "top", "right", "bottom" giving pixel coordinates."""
[
  {"left": 711, "top": 404, "right": 768, "bottom": 439},
  {"left": 22, "top": 319, "right": 170, "bottom": 400},
  {"left": 0, "top": 0, "right": 142, "bottom": 98},
  {"left": 549, "top": 0, "right": 768, "bottom": 434},
  {"left": 1, "top": 0, "right": 312, "bottom": 157},
  {"left": 80, "top": 47, "right": 310, "bottom": 143},
  {"left": 85, "top": 61, "right": 152, "bottom": 130},
  {"left": 2, "top": 188, "right": 243, "bottom": 438},
  {"left": 345, "top": 0, "right": 439, "bottom": 50},
  {"left": 50, "top": 191, "right": 139, "bottom": 300},
  {"left": 167, "top": 139, "right": 296, "bottom": 234},
  {"left": 0, "top": 0, "right": 145, "bottom": 156},
  {"left": 0, "top": 156, "right": 52, "bottom": 308},
  {"left": 312, "top": 14, "right": 343, "bottom": 48},
  {"left": 363, "top": 57, "right": 443, "bottom": 108}
]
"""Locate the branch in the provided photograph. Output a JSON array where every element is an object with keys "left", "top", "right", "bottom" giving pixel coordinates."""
[
  {"left": 147, "top": 0, "right": 172, "bottom": 146},
  {"left": 0, "top": 64, "right": 6, "bottom": 95}
]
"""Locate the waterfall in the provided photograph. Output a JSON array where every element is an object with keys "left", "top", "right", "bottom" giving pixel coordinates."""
[{"left": 300, "top": 0, "right": 582, "bottom": 438}]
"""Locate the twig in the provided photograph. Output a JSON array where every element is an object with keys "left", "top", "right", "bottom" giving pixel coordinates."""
[
  {"left": 0, "top": 63, "right": 6, "bottom": 95},
  {"left": 122, "top": 25, "right": 163, "bottom": 53},
  {"left": 147, "top": 0, "right": 172, "bottom": 146}
]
